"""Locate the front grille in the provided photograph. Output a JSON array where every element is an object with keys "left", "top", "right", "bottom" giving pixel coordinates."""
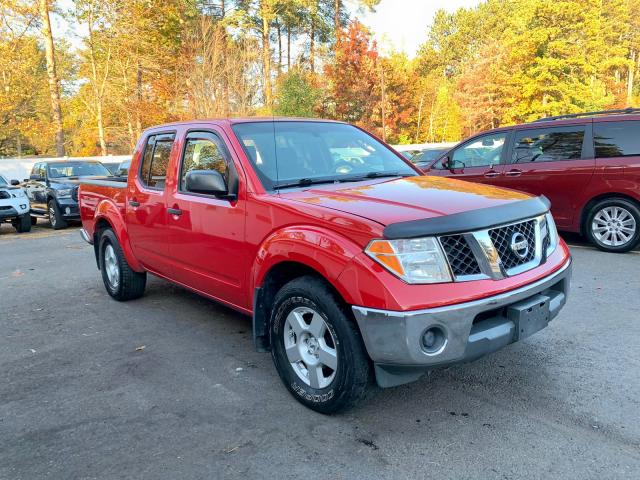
[
  {"left": 0, "top": 191, "right": 10, "bottom": 199},
  {"left": 71, "top": 186, "right": 79, "bottom": 201},
  {"left": 440, "top": 234, "right": 481, "bottom": 276},
  {"left": 489, "top": 220, "right": 536, "bottom": 270}
]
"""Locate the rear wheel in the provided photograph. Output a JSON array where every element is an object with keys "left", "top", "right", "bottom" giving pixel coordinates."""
[
  {"left": 270, "top": 276, "right": 372, "bottom": 414},
  {"left": 99, "top": 228, "right": 146, "bottom": 301},
  {"left": 12, "top": 213, "right": 31, "bottom": 233},
  {"left": 585, "top": 198, "right": 640, "bottom": 253},
  {"left": 31, "top": 216, "right": 38, "bottom": 226},
  {"left": 48, "top": 200, "right": 68, "bottom": 230}
]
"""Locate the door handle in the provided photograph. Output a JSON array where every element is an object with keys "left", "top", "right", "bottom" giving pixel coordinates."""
[
  {"left": 484, "top": 171, "right": 500, "bottom": 178},
  {"left": 505, "top": 169, "right": 523, "bottom": 177},
  {"left": 129, "top": 200, "right": 140, "bottom": 207},
  {"left": 167, "top": 207, "right": 182, "bottom": 216}
]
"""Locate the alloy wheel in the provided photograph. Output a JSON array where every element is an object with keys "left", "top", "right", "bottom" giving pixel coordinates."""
[
  {"left": 49, "top": 206, "right": 56, "bottom": 227},
  {"left": 103, "top": 244, "right": 120, "bottom": 289},
  {"left": 591, "top": 206, "right": 637, "bottom": 247},
  {"left": 283, "top": 306, "right": 338, "bottom": 389}
]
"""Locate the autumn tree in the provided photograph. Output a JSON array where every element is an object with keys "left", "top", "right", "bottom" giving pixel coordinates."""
[{"left": 39, "top": 0, "right": 65, "bottom": 156}]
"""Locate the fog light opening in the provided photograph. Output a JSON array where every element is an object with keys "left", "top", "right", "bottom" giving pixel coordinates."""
[{"left": 420, "top": 326, "right": 447, "bottom": 355}]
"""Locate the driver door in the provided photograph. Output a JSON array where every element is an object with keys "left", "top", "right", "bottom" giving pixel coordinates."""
[{"left": 430, "top": 131, "right": 511, "bottom": 185}]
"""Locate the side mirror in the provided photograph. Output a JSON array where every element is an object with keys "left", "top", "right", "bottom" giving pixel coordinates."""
[
  {"left": 440, "top": 156, "right": 450, "bottom": 169},
  {"left": 185, "top": 170, "right": 233, "bottom": 198},
  {"left": 10, "top": 179, "right": 19, "bottom": 186}
]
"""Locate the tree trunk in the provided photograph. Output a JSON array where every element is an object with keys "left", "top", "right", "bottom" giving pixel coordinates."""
[
  {"left": 261, "top": 5, "right": 273, "bottom": 108},
  {"left": 334, "top": 0, "right": 341, "bottom": 40},
  {"left": 380, "top": 65, "right": 386, "bottom": 142},
  {"left": 628, "top": 50, "right": 636, "bottom": 106},
  {"left": 39, "top": 0, "right": 66, "bottom": 157},
  {"left": 310, "top": 19, "right": 315, "bottom": 73},
  {"left": 135, "top": 60, "right": 142, "bottom": 136},
  {"left": 276, "top": 20, "right": 282, "bottom": 75},
  {"left": 88, "top": 17, "right": 107, "bottom": 156},
  {"left": 287, "top": 26, "right": 291, "bottom": 70},
  {"left": 415, "top": 92, "right": 424, "bottom": 143}
]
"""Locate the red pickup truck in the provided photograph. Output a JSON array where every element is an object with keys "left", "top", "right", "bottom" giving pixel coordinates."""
[{"left": 79, "top": 119, "right": 572, "bottom": 413}]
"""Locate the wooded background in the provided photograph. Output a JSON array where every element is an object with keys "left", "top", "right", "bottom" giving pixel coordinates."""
[{"left": 1, "top": 0, "right": 639, "bottom": 157}]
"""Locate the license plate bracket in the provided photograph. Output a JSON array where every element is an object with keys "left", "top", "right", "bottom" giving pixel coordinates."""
[{"left": 507, "top": 294, "right": 551, "bottom": 341}]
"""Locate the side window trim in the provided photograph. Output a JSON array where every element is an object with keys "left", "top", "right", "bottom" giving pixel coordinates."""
[
  {"left": 137, "top": 131, "right": 175, "bottom": 191},
  {"left": 178, "top": 129, "right": 235, "bottom": 198}
]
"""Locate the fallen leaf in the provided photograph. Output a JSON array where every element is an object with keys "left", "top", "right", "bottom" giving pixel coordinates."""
[
  {"left": 135, "top": 345, "right": 146, "bottom": 351},
  {"left": 11, "top": 270, "right": 24, "bottom": 277}
]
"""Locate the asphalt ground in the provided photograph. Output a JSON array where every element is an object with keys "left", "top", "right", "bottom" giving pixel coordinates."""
[{"left": 1, "top": 222, "right": 639, "bottom": 479}]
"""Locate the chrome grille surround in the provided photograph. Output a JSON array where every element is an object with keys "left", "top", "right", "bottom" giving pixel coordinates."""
[{"left": 439, "top": 215, "right": 554, "bottom": 282}]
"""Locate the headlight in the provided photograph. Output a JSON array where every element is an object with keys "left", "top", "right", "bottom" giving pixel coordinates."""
[
  {"left": 11, "top": 189, "right": 26, "bottom": 198},
  {"left": 365, "top": 237, "right": 452, "bottom": 284},
  {"left": 545, "top": 212, "right": 559, "bottom": 255},
  {"left": 56, "top": 188, "right": 72, "bottom": 198}
]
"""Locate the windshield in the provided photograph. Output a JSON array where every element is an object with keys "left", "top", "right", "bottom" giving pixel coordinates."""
[
  {"left": 412, "top": 149, "right": 447, "bottom": 164},
  {"left": 47, "top": 162, "right": 111, "bottom": 178},
  {"left": 232, "top": 121, "right": 416, "bottom": 189},
  {"left": 0, "top": 175, "right": 7, "bottom": 186}
]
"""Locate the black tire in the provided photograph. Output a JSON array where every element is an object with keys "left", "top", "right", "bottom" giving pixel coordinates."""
[
  {"left": 585, "top": 197, "right": 640, "bottom": 253},
  {"left": 270, "top": 275, "right": 372, "bottom": 414},
  {"left": 13, "top": 213, "right": 32, "bottom": 233},
  {"left": 98, "top": 228, "right": 147, "bottom": 301},
  {"left": 31, "top": 216, "right": 38, "bottom": 226},
  {"left": 48, "top": 200, "right": 68, "bottom": 230}
]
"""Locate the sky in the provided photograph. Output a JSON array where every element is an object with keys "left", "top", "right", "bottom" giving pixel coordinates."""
[{"left": 354, "top": 0, "right": 482, "bottom": 57}]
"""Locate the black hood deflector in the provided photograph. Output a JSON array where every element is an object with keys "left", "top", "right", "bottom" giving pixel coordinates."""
[{"left": 383, "top": 196, "right": 551, "bottom": 239}]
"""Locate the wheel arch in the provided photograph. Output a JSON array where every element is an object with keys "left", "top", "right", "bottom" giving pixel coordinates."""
[
  {"left": 92, "top": 201, "right": 144, "bottom": 272},
  {"left": 250, "top": 226, "right": 364, "bottom": 351}
]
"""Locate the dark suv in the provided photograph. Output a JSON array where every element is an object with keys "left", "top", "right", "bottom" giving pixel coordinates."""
[
  {"left": 24, "top": 160, "right": 111, "bottom": 229},
  {"left": 422, "top": 108, "right": 640, "bottom": 252}
]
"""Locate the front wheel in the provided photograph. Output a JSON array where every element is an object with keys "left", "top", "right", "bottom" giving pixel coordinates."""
[
  {"left": 270, "top": 276, "right": 372, "bottom": 414},
  {"left": 99, "top": 229, "right": 147, "bottom": 301},
  {"left": 48, "top": 200, "right": 68, "bottom": 230},
  {"left": 13, "top": 213, "right": 32, "bottom": 233},
  {"left": 585, "top": 198, "right": 640, "bottom": 253}
]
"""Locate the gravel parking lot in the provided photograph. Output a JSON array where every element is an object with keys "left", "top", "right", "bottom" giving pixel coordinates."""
[{"left": 1, "top": 224, "right": 639, "bottom": 480}]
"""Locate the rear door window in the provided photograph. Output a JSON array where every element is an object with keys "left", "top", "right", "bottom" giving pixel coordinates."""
[
  {"left": 139, "top": 134, "right": 175, "bottom": 189},
  {"left": 511, "top": 126, "right": 586, "bottom": 163},
  {"left": 594, "top": 121, "right": 640, "bottom": 158}
]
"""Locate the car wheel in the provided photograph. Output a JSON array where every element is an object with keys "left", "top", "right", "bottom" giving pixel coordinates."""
[
  {"left": 13, "top": 213, "right": 32, "bottom": 233},
  {"left": 586, "top": 198, "right": 640, "bottom": 253},
  {"left": 99, "top": 228, "right": 147, "bottom": 301},
  {"left": 31, "top": 216, "right": 38, "bottom": 226},
  {"left": 270, "top": 275, "right": 372, "bottom": 414},
  {"left": 48, "top": 200, "right": 68, "bottom": 230}
]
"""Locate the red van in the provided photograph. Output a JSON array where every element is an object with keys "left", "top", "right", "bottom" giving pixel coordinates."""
[{"left": 423, "top": 109, "right": 640, "bottom": 252}]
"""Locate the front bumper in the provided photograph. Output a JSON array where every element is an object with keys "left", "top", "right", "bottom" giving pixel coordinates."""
[
  {"left": 352, "top": 259, "right": 572, "bottom": 387},
  {"left": 56, "top": 198, "right": 80, "bottom": 219}
]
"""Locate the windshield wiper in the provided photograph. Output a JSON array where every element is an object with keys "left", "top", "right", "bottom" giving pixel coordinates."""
[{"left": 274, "top": 178, "right": 340, "bottom": 190}]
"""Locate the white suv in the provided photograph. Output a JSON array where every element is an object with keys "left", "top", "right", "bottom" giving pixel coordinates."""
[{"left": 0, "top": 174, "right": 31, "bottom": 233}]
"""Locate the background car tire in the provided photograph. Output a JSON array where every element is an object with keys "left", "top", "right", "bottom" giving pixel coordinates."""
[
  {"left": 31, "top": 216, "right": 38, "bottom": 226},
  {"left": 48, "top": 200, "right": 68, "bottom": 230},
  {"left": 99, "top": 228, "right": 146, "bottom": 301},
  {"left": 270, "top": 275, "right": 372, "bottom": 414},
  {"left": 13, "top": 213, "right": 32, "bottom": 233},
  {"left": 585, "top": 198, "right": 640, "bottom": 253}
]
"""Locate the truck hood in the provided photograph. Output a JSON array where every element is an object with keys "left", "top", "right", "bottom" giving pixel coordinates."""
[{"left": 282, "top": 176, "right": 532, "bottom": 226}]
